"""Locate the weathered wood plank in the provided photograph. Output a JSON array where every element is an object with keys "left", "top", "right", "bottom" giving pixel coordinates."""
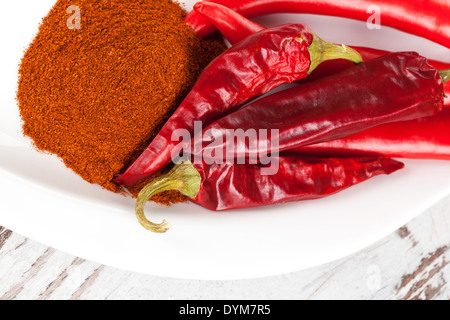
[
  {"left": 0, "top": 194, "right": 449, "bottom": 300},
  {"left": 0, "top": 227, "right": 13, "bottom": 251},
  {"left": 0, "top": 248, "right": 55, "bottom": 300}
]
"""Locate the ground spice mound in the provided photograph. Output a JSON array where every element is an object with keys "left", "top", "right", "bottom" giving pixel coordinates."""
[{"left": 18, "top": 0, "right": 226, "bottom": 204}]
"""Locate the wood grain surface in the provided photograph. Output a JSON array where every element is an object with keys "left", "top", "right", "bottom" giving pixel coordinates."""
[{"left": 0, "top": 195, "right": 449, "bottom": 300}]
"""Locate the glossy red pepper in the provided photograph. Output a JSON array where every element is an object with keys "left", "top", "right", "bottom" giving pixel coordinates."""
[
  {"left": 186, "top": 0, "right": 450, "bottom": 48},
  {"left": 193, "top": 1, "right": 264, "bottom": 45},
  {"left": 135, "top": 156, "right": 404, "bottom": 233},
  {"left": 290, "top": 110, "right": 450, "bottom": 160},
  {"left": 191, "top": 52, "right": 446, "bottom": 161},
  {"left": 114, "top": 23, "right": 362, "bottom": 186},
  {"left": 194, "top": 1, "right": 450, "bottom": 106}
]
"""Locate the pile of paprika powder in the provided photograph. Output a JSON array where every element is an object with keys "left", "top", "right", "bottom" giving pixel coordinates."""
[{"left": 17, "top": 0, "right": 226, "bottom": 204}]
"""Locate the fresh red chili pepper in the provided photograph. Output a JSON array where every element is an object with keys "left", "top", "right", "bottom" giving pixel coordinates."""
[
  {"left": 114, "top": 23, "right": 362, "bottom": 186},
  {"left": 134, "top": 52, "right": 447, "bottom": 234},
  {"left": 289, "top": 109, "right": 450, "bottom": 160},
  {"left": 186, "top": 0, "right": 450, "bottom": 48},
  {"left": 135, "top": 156, "right": 404, "bottom": 233},
  {"left": 193, "top": 1, "right": 450, "bottom": 107},
  {"left": 191, "top": 52, "right": 446, "bottom": 162},
  {"left": 193, "top": 1, "right": 264, "bottom": 44}
]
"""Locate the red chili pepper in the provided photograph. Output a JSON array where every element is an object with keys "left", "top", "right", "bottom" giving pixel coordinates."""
[
  {"left": 193, "top": 1, "right": 265, "bottom": 45},
  {"left": 290, "top": 109, "right": 450, "bottom": 160},
  {"left": 114, "top": 23, "right": 362, "bottom": 186},
  {"left": 192, "top": 52, "right": 446, "bottom": 161},
  {"left": 302, "top": 46, "right": 450, "bottom": 107},
  {"left": 134, "top": 52, "right": 447, "bottom": 233},
  {"left": 191, "top": 3, "right": 450, "bottom": 160},
  {"left": 193, "top": 1, "right": 264, "bottom": 45},
  {"left": 193, "top": 1, "right": 450, "bottom": 107},
  {"left": 186, "top": 0, "right": 450, "bottom": 48},
  {"left": 135, "top": 156, "right": 404, "bottom": 233}
]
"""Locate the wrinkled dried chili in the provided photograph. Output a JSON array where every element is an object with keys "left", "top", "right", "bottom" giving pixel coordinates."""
[
  {"left": 193, "top": 4, "right": 450, "bottom": 161},
  {"left": 115, "top": 23, "right": 363, "bottom": 187},
  {"left": 18, "top": 0, "right": 226, "bottom": 205},
  {"left": 136, "top": 157, "right": 404, "bottom": 233}
]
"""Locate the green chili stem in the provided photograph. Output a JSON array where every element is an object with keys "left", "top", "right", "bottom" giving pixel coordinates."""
[
  {"left": 307, "top": 33, "right": 363, "bottom": 74},
  {"left": 135, "top": 161, "right": 201, "bottom": 233},
  {"left": 439, "top": 68, "right": 450, "bottom": 83}
]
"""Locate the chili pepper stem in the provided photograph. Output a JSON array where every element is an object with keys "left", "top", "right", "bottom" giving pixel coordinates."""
[
  {"left": 307, "top": 34, "right": 363, "bottom": 74},
  {"left": 439, "top": 69, "right": 450, "bottom": 83},
  {"left": 135, "top": 161, "right": 201, "bottom": 233}
]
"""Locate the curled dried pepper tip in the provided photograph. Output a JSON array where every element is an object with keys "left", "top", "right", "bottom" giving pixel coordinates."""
[
  {"left": 307, "top": 33, "right": 363, "bottom": 74},
  {"left": 439, "top": 69, "right": 450, "bottom": 83},
  {"left": 135, "top": 161, "right": 201, "bottom": 233}
]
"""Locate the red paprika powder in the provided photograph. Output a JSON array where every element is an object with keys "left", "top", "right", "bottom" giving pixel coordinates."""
[{"left": 17, "top": 0, "right": 226, "bottom": 204}]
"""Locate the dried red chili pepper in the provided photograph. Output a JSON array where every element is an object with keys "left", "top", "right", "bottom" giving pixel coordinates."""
[
  {"left": 302, "top": 47, "right": 450, "bottom": 107},
  {"left": 186, "top": 0, "right": 450, "bottom": 48},
  {"left": 114, "top": 23, "right": 362, "bottom": 186},
  {"left": 134, "top": 52, "right": 447, "bottom": 233},
  {"left": 192, "top": 52, "right": 446, "bottom": 161},
  {"left": 135, "top": 156, "right": 404, "bottom": 233}
]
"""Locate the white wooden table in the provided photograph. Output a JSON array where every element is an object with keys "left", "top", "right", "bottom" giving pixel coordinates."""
[{"left": 0, "top": 195, "right": 449, "bottom": 300}]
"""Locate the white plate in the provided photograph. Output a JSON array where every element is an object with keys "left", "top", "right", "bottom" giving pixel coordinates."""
[{"left": 1, "top": 1, "right": 449, "bottom": 280}]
